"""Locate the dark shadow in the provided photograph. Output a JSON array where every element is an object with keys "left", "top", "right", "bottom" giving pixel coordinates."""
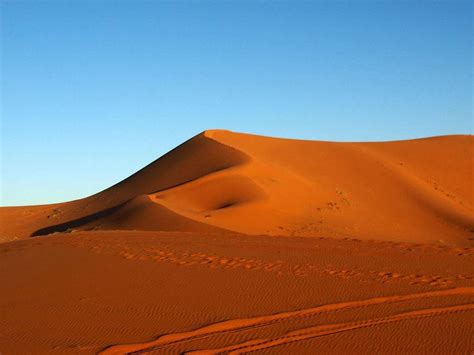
[
  {"left": 215, "top": 201, "right": 236, "bottom": 210},
  {"left": 31, "top": 203, "right": 126, "bottom": 237}
]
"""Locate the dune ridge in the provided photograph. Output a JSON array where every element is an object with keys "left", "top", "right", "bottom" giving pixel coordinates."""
[{"left": 1, "top": 130, "right": 473, "bottom": 246}]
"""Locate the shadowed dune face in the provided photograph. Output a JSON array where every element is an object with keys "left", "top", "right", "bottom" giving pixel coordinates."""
[
  {"left": 0, "top": 132, "right": 249, "bottom": 240},
  {"left": 31, "top": 196, "right": 228, "bottom": 236},
  {"left": 1, "top": 130, "right": 473, "bottom": 246},
  {"left": 94, "top": 132, "right": 250, "bottom": 204}
]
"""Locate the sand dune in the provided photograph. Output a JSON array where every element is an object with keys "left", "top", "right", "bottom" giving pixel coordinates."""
[
  {"left": 1, "top": 131, "right": 473, "bottom": 354},
  {"left": 1, "top": 130, "right": 473, "bottom": 245}
]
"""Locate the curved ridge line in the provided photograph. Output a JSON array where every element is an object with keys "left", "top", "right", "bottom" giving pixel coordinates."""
[
  {"left": 203, "top": 130, "right": 315, "bottom": 187},
  {"left": 99, "top": 287, "right": 474, "bottom": 354},
  {"left": 146, "top": 131, "right": 255, "bottom": 197},
  {"left": 98, "top": 131, "right": 252, "bottom": 198},
  {"left": 149, "top": 165, "right": 251, "bottom": 198},
  {"left": 143, "top": 133, "right": 267, "bottom": 231},
  {"left": 146, "top": 169, "right": 266, "bottom": 234}
]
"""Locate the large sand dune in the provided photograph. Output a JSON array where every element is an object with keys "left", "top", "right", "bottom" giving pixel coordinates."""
[
  {"left": 1, "top": 130, "right": 473, "bottom": 245},
  {"left": 1, "top": 131, "right": 473, "bottom": 354}
]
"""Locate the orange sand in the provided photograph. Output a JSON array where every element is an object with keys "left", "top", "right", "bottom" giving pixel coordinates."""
[{"left": 0, "top": 131, "right": 473, "bottom": 354}]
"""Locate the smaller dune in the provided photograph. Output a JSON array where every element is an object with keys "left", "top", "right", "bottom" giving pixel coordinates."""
[
  {"left": 79, "top": 195, "right": 229, "bottom": 233},
  {"left": 153, "top": 174, "right": 267, "bottom": 213}
]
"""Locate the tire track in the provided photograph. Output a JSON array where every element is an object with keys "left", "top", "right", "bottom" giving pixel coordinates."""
[
  {"left": 99, "top": 287, "right": 474, "bottom": 354},
  {"left": 187, "top": 303, "right": 474, "bottom": 354}
]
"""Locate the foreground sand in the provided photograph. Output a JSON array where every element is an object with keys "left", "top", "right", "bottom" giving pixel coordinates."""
[
  {"left": 1, "top": 131, "right": 473, "bottom": 353},
  {"left": 1, "top": 230, "right": 473, "bottom": 354}
]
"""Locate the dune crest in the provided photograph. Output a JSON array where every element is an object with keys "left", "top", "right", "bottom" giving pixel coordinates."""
[{"left": 1, "top": 130, "right": 473, "bottom": 246}]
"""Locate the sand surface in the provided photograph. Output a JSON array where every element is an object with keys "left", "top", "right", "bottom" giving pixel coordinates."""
[{"left": 0, "top": 130, "right": 473, "bottom": 353}]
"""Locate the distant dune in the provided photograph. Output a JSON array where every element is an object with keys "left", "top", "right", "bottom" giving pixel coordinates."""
[
  {"left": 1, "top": 131, "right": 473, "bottom": 354},
  {"left": 1, "top": 130, "right": 473, "bottom": 245}
]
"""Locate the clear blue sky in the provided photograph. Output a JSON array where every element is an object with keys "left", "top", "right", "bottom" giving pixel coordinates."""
[{"left": 1, "top": 1, "right": 472, "bottom": 206}]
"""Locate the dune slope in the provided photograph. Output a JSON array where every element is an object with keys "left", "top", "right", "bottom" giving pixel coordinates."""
[{"left": 1, "top": 130, "right": 473, "bottom": 246}]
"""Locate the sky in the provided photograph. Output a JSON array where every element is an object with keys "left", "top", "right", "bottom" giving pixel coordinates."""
[{"left": 1, "top": 0, "right": 472, "bottom": 206}]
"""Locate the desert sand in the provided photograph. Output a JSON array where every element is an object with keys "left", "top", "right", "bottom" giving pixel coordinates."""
[{"left": 0, "top": 130, "right": 473, "bottom": 354}]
